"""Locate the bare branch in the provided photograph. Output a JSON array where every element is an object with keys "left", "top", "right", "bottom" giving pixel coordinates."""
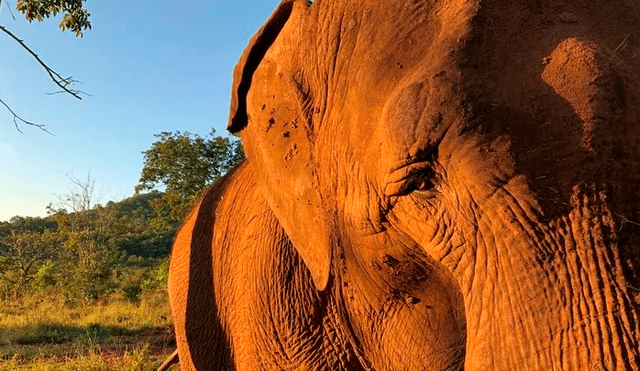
[
  {"left": 0, "top": 24, "right": 83, "bottom": 99},
  {"left": 0, "top": 97, "right": 53, "bottom": 135},
  {"left": 2, "top": 0, "right": 17, "bottom": 21},
  {"left": 46, "top": 89, "right": 92, "bottom": 97},
  {"left": 55, "top": 171, "right": 106, "bottom": 213}
]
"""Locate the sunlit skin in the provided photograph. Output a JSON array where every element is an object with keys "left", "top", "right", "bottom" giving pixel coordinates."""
[{"left": 165, "top": 0, "right": 640, "bottom": 370}]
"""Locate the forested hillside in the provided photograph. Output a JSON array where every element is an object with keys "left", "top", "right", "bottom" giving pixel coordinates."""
[
  {"left": 0, "top": 131, "right": 243, "bottom": 369},
  {"left": 0, "top": 130, "right": 243, "bottom": 303},
  {"left": 1, "top": 192, "right": 172, "bottom": 302}
]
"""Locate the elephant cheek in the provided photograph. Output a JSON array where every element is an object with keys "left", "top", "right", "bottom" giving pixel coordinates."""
[{"left": 341, "top": 228, "right": 468, "bottom": 370}]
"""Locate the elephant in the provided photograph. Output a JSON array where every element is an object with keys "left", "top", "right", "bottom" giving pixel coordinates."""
[{"left": 165, "top": 0, "right": 640, "bottom": 370}]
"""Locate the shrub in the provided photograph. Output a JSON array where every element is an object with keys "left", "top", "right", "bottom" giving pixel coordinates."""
[
  {"left": 142, "top": 258, "right": 170, "bottom": 291},
  {"left": 121, "top": 273, "right": 144, "bottom": 304}
]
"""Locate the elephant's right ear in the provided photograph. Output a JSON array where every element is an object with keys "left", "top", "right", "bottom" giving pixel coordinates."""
[
  {"left": 225, "top": 0, "right": 333, "bottom": 292},
  {"left": 228, "top": 0, "right": 299, "bottom": 133}
]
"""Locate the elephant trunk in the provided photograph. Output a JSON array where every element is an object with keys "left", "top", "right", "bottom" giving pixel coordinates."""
[{"left": 461, "top": 184, "right": 640, "bottom": 370}]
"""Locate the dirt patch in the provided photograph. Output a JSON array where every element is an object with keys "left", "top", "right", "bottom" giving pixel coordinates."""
[
  {"left": 5, "top": 326, "right": 177, "bottom": 368},
  {"left": 101, "top": 326, "right": 176, "bottom": 356}
]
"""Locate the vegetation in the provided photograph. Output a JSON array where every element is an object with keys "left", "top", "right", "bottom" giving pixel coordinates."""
[
  {"left": 16, "top": 0, "right": 91, "bottom": 37},
  {"left": 0, "top": 291, "right": 174, "bottom": 370},
  {"left": 0, "top": 202, "right": 175, "bottom": 370},
  {"left": 0, "top": 193, "right": 167, "bottom": 303},
  {"left": 0, "top": 130, "right": 243, "bottom": 369},
  {"left": 1, "top": 0, "right": 91, "bottom": 132},
  {"left": 136, "top": 129, "right": 244, "bottom": 228}
]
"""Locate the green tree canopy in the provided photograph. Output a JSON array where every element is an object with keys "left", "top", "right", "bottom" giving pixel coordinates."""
[
  {"left": 16, "top": 0, "right": 91, "bottom": 37},
  {"left": 0, "top": 227, "right": 63, "bottom": 298},
  {"left": 1, "top": 216, "right": 57, "bottom": 234},
  {"left": 136, "top": 130, "right": 244, "bottom": 227},
  {"left": 0, "top": 175, "right": 174, "bottom": 302}
]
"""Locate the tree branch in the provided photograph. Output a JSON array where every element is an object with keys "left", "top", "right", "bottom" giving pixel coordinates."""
[
  {"left": 0, "top": 19, "right": 89, "bottom": 133},
  {"left": 46, "top": 88, "right": 92, "bottom": 97},
  {"left": 2, "top": 0, "right": 17, "bottom": 21},
  {"left": 0, "top": 97, "right": 52, "bottom": 135},
  {"left": 0, "top": 24, "right": 84, "bottom": 99}
]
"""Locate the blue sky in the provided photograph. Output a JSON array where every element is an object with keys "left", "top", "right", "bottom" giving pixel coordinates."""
[{"left": 0, "top": 0, "right": 280, "bottom": 221}]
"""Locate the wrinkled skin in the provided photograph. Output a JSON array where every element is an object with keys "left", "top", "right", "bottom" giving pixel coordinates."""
[{"left": 168, "top": 0, "right": 640, "bottom": 370}]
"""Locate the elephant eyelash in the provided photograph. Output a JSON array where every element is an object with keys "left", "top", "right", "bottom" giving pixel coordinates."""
[{"left": 385, "top": 159, "right": 441, "bottom": 197}]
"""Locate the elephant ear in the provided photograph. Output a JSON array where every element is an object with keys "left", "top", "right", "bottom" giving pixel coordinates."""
[{"left": 227, "top": 0, "right": 332, "bottom": 291}]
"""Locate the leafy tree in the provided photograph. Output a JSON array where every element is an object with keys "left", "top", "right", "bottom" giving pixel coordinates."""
[
  {"left": 0, "top": 215, "right": 57, "bottom": 234},
  {"left": 109, "top": 191, "right": 161, "bottom": 220},
  {"left": 136, "top": 130, "right": 244, "bottom": 228},
  {"left": 58, "top": 227, "right": 121, "bottom": 302},
  {"left": 0, "top": 228, "right": 62, "bottom": 299},
  {"left": 1, "top": 0, "right": 91, "bottom": 132},
  {"left": 111, "top": 228, "right": 174, "bottom": 258},
  {"left": 0, "top": 215, "right": 60, "bottom": 299},
  {"left": 47, "top": 172, "right": 123, "bottom": 303},
  {"left": 16, "top": 0, "right": 91, "bottom": 37},
  {"left": 0, "top": 173, "right": 179, "bottom": 303},
  {"left": 107, "top": 192, "right": 174, "bottom": 258}
]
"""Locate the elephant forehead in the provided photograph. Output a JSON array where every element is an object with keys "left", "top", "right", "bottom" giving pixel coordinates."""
[
  {"left": 308, "top": 0, "right": 481, "bottom": 159},
  {"left": 316, "top": 0, "right": 638, "bottom": 160},
  {"left": 311, "top": 0, "right": 478, "bottom": 110}
]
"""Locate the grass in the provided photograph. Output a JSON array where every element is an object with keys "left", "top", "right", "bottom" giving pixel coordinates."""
[{"left": 0, "top": 290, "right": 176, "bottom": 370}]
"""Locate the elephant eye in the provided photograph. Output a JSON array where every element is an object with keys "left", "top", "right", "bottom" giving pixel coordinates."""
[
  {"left": 384, "top": 162, "right": 440, "bottom": 197},
  {"left": 407, "top": 171, "right": 437, "bottom": 195}
]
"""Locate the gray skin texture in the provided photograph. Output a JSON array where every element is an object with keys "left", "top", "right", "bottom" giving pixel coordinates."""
[{"left": 168, "top": 0, "right": 640, "bottom": 370}]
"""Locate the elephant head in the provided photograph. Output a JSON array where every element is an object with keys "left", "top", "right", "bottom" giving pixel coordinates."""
[{"left": 228, "top": 0, "right": 640, "bottom": 369}]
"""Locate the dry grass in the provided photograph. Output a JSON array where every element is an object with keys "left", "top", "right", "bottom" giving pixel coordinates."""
[{"left": 0, "top": 290, "right": 176, "bottom": 370}]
